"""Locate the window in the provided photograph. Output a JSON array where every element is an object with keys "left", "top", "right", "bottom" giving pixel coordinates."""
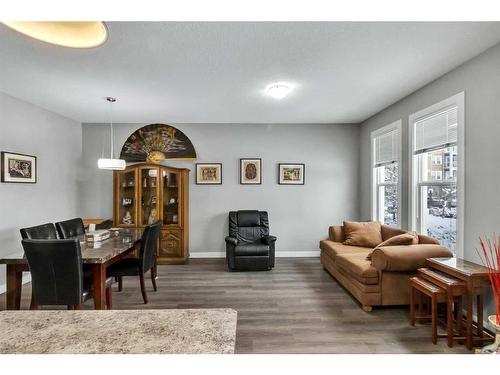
[
  {"left": 431, "top": 155, "right": 442, "bottom": 165},
  {"left": 371, "top": 120, "right": 402, "bottom": 227},
  {"left": 409, "top": 92, "right": 464, "bottom": 256},
  {"left": 430, "top": 171, "right": 442, "bottom": 180}
]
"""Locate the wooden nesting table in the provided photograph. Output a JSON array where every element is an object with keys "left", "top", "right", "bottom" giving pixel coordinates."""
[{"left": 426, "top": 257, "right": 493, "bottom": 350}]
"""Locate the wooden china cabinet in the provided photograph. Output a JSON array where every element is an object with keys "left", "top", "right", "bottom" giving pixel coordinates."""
[{"left": 113, "top": 163, "right": 190, "bottom": 264}]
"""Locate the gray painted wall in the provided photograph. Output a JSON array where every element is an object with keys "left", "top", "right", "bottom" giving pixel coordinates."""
[
  {"left": 0, "top": 92, "right": 82, "bottom": 288},
  {"left": 81, "top": 123, "right": 361, "bottom": 255},
  {"left": 359, "top": 42, "right": 500, "bottom": 317}
]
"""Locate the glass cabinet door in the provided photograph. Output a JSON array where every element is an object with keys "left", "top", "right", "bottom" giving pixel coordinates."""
[
  {"left": 140, "top": 167, "right": 159, "bottom": 226},
  {"left": 117, "top": 170, "right": 137, "bottom": 226},
  {"left": 163, "top": 170, "right": 180, "bottom": 225}
]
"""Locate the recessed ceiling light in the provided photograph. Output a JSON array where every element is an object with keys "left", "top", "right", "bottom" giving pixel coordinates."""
[
  {"left": 2, "top": 21, "right": 108, "bottom": 48},
  {"left": 265, "top": 83, "right": 293, "bottom": 100}
]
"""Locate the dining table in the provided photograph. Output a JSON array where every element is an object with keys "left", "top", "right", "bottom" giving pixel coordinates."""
[{"left": 0, "top": 228, "right": 143, "bottom": 310}]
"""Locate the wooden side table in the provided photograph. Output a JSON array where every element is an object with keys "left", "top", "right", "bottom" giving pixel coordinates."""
[
  {"left": 418, "top": 267, "right": 466, "bottom": 347},
  {"left": 426, "top": 257, "right": 493, "bottom": 350},
  {"left": 409, "top": 276, "right": 448, "bottom": 344}
]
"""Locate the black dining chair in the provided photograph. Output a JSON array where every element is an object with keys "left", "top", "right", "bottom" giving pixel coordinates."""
[
  {"left": 20, "top": 223, "right": 59, "bottom": 308},
  {"left": 21, "top": 238, "right": 113, "bottom": 310},
  {"left": 106, "top": 222, "right": 160, "bottom": 304},
  {"left": 20, "top": 223, "right": 58, "bottom": 240},
  {"left": 55, "top": 218, "right": 85, "bottom": 239}
]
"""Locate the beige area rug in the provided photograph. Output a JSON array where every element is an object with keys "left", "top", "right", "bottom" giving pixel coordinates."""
[{"left": 0, "top": 309, "right": 237, "bottom": 354}]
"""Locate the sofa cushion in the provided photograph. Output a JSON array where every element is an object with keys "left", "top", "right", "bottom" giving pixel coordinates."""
[
  {"left": 320, "top": 240, "right": 371, "bottom": 260},
  {"left": 343, "top": 221, "right": 382, "bottom": 248},
  {"left": 418, "top": 234, "right": 440, "bottom": 245},
  {"left": 366, "top": 232, "right": 419, "bottom": 260},
  {"left": 335, "top": 253, "right": 379, "bottom": 285},
  {"left": 328, "top": 226, "right": 345, "bottom": 242},
  {"left": 381, "top": 225, "right": 407, "bottom": 241}
]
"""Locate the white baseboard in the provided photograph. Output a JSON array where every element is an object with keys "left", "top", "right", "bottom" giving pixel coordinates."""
[
  {"left": 0, "top": 274, "right": 31, "bottom": 295},
  {"left": 190, "top": 252, "right": 225, "bottom": 258},
  {"left": 276, "top": 251, "right": 320, "bottom": 257},
  {"left": 190, "top": 251, "right": 320, "bottom": 258}
]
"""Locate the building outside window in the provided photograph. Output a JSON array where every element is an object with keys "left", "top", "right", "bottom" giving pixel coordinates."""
[
  {"left": 371, "top": 121, "right": 402, "bottom": 227},
  {"left": 409, "top": 93, "right": 464, "bottom": 255}
]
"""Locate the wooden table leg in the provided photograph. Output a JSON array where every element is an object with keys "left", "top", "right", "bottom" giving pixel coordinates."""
[
  {"left": 477, "top": 293, "right": 484, "bottom": 338},
  {"left": 466, "top": 283, "right": 473, "bottom": 350},
  {"left": 456, "top": 296, "right": 463, "bottom": 336},
  {"left": 92, "top": 263, "right": 107, "bottom": 310},
  {"left": 6, "top": 264, "right": 23, "bottom": 310},
  {"left": 447, "top": 293, "right": 453, "bottom": 347},
  {"left": 432, "top": 295, "right": 438, "bottom": 345},
  {"left": 410, "top": 286, "right": 416, "bottom": 325}
]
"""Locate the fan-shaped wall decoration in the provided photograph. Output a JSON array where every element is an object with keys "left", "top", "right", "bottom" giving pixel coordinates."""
[{"left": 120, "top": 124, "right": 197, "bottom": 163}]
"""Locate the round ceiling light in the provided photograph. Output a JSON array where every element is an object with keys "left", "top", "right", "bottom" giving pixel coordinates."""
[
  {"left": 2, "top": 21, "right": 108, "bottom": 48},
  {"left": 265, "top": 83, "right": 293, "bottom": 100}
]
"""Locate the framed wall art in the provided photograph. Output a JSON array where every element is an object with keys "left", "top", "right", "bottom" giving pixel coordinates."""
[
  {"left": 240, "top": 158, "right": 262, "bottom": 185},
  {"left": 196, "top": 163, "right": 222, "bottom": 185},
  {"left": 120, "top": 123, "right": 197, "bottom": 163},
  {"left": 1, "top": 152, "right": 37, "bottom": 183},
  {"left": 278, "top": 163, "right": 305, "bottom": 185}
]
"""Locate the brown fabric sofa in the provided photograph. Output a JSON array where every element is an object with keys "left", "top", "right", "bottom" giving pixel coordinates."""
[{"left": 319, "top": 224, "right": 453, "bottom": 312}]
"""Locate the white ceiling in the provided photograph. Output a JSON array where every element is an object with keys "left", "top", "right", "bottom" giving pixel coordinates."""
[{"left": 1, "top": 22, "right": 500, "bottom": 124}]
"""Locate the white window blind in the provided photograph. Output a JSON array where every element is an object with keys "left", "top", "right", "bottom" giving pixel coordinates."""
[
  {"left": 374, "top": 129, "right": 399, "bottom": 167},
  {"left": 414, "top": 106, "right": 457, "bottom": 154}
]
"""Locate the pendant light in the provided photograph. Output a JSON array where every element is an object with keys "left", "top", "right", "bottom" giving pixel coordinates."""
[
  {"left": 98, "top": 97, "right": 126, "bottom": 170},
  {"left": 2, "top": 22, "right": 108, "bottom": 49}
]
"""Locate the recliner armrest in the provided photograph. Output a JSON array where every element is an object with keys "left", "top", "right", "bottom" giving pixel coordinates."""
[
  {"left": 225, "top": 236, "right": 238, "bottom": 246},
  {"left": 262, "top": 235, "right": 277, "bottom": 245},
  {"left": 371, "top": 244, "right": 453, "bottom": 272}
]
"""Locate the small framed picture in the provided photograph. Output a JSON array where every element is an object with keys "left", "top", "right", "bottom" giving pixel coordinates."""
[
  {"left": 240, "top": 158, "right": 262, "bottom": 185},
  {"left": 278, "top": 163, "right": 305, "bottom": 185},
  {"left": 196, "top": 163, "right": 222, "bottom": 185},
  {"left": 1, "top": 152, "right": 37, "bottom": 183},
  {"left": 122, "top": 197, "right": 134, "bottom": 207}
]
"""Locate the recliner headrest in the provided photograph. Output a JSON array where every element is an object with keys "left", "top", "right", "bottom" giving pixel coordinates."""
[{"left": 237, "top": 210, "right": 261, "bottom": 227}]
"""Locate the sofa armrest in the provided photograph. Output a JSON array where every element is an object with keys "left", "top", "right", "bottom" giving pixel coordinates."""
[
  {"left": 328, "top": 225, "right": 345, "bottom": 242},
  {"left": 262, "top": 235, "right": 277, "bottom": 245},
  {"left": 225, "top": 236, "right": 238, "bottom": 246},
  {"left": 371, "top": 244, "right": 452, "bottom": 272}
]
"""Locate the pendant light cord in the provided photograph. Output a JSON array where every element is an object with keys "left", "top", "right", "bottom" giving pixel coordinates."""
[
  {"left": 110, "top": 100, "right": 114, "bottom": 158},
  {"left": 107, "top": 97, "right": 116, "bottom": 159}
]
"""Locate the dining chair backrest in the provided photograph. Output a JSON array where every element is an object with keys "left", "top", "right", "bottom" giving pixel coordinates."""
[
  {"left": 21, "top": 239, "right": 84, "bottom": 306},
  {"left": 55, "top": 218, "right": 85, "bottom": 239},
  {"left": 140, "top": 222, "right": 161, "bottom": 273},
  {"left": 20, "top": 223, "right": 58, "bottom": 240}
]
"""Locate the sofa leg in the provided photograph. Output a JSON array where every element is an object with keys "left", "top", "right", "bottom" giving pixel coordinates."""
[{"left": 362, "top": 305, "right": 373, "bottom": 312}]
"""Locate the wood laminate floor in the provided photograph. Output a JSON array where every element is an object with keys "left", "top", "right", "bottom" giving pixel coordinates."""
[{"left": 0, "top": 258, "right": 471, "bottom": 354}]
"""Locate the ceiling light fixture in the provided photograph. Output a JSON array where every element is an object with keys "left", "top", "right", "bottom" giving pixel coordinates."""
[
  {"left": 98, "top": 97, "right": 126, "bottom": 171},
  {"left": 2, "top": 21, "right": 108, "bottom": 48},
  {"left": 265, "top": 83, "right": 293, "bottom": 100}
]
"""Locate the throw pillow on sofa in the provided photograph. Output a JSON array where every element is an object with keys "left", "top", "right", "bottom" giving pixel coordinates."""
[
  {"left": 342, "top": 221, "right": 383, "bottom": 248},
  {"left": 366, "top": 232, "right": 419, "bottom": 260}
]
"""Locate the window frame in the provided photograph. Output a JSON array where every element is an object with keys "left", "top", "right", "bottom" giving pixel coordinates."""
[
  {"left": 370, "top": 120, "right": 402, "bottom": 228},
  {"left": 408, "top": 92, "right": 465, "bottom": 257}
]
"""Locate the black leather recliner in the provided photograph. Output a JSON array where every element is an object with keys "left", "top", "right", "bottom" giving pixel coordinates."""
[{"left": 225, "top": 210, "right": 276, "bottom": 271}]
